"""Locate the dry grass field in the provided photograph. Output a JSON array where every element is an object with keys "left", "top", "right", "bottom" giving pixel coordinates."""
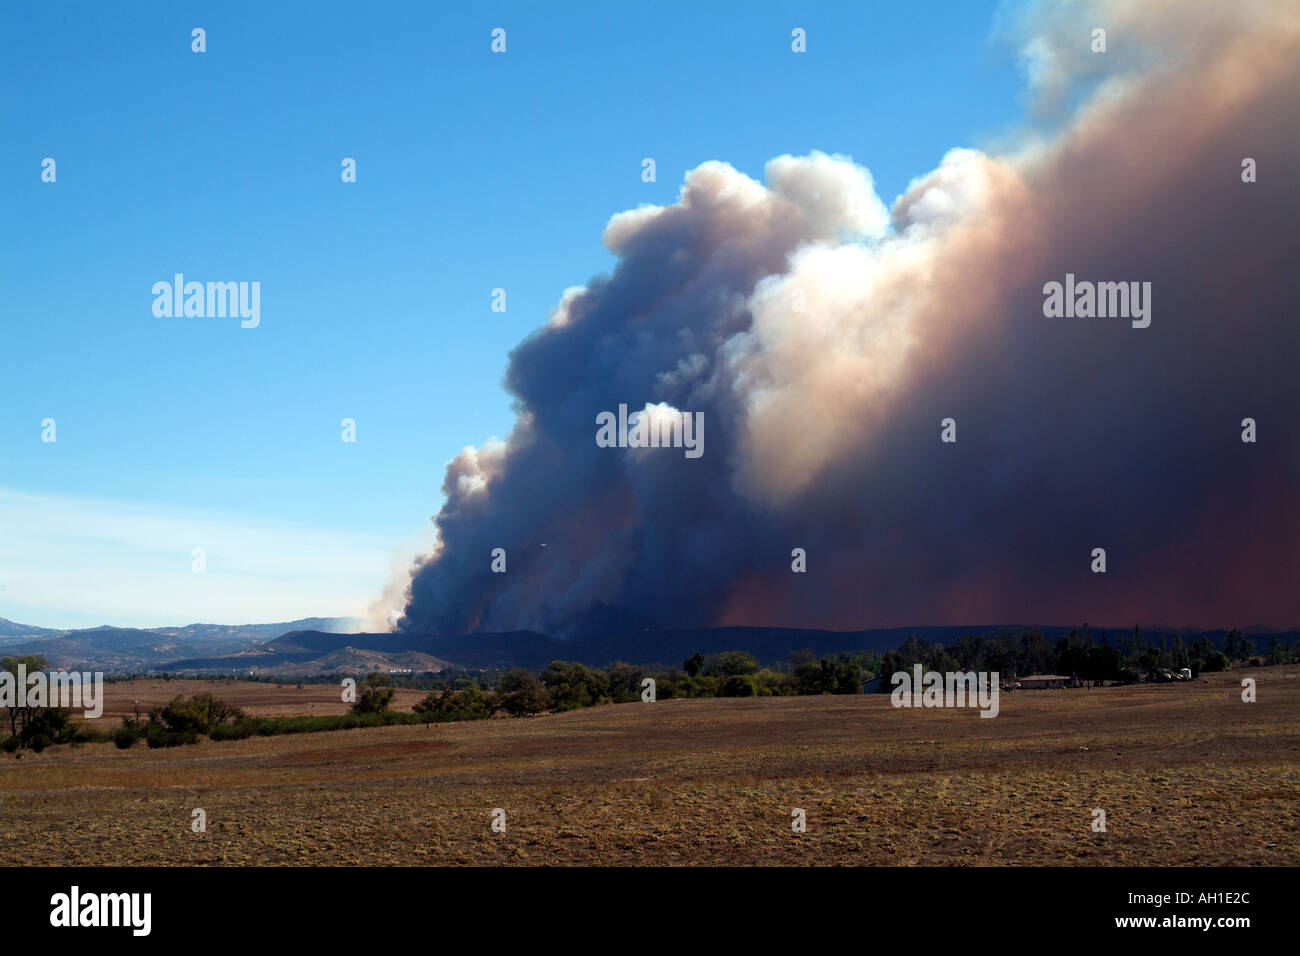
[
  {"left": 2, "top": 666, "right": 1297, "bottom": 866},
  {"left": 78, "top": 678, "right": 432, "bottom": 724}
]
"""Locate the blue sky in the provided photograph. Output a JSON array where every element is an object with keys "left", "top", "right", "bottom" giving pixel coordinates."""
[{"left": 0, "top": 0, "right": 1025, "bottom": 628}]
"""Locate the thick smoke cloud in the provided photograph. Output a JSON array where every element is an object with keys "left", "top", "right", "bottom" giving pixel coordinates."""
[{"left": 398, "top": 0, "right": 1300, "bottom": 637}]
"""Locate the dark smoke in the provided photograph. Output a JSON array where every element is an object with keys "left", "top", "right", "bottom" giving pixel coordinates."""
[{"left": 397, "top": 0, "right": 1300, "bottom": 637}]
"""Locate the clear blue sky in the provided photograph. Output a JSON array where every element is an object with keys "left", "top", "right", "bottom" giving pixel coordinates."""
[{"left": 0, "top": 0, "right": 1025, "bottom": 628}]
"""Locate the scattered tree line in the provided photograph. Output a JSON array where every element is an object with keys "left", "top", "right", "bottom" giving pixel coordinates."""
[{"left": 874, "top": 625, "right": 1297, "bottom": 689}]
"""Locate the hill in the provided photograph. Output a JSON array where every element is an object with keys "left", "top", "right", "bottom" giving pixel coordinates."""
[{"left": 0, "top": 617, "right": 363, "bottom": 671}]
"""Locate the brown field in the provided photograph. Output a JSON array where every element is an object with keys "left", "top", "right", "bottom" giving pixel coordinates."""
[
  {"left": 78, "top": 678, "right": 432, "bottom": 724},
  {"left": 3, "top": 666, "right": 1298, "bottom": 866}
]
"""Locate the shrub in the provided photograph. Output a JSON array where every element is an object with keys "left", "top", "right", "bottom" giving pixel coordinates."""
[
  {"left": 19, "top": 707, "right": 73, "bottom": 745},
  {"left": 156, "top": 693, "right": 244, "bottom": 734},
  {"left": 351, "top": 673, "right": 396, "bottom": 714},
  {"left": 111, "top": 720, "right": 146, "bottom": 749},
  {"left": 720, "top": 674, "right": 759, "bottom": 697},
  {"left": 145, "top": 727, "right": 197, "bottom": 749}
]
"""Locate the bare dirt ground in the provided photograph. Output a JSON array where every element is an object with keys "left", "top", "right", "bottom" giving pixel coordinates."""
[{"left": 2, "top": 666, "right": 1296, "bottom": 866}]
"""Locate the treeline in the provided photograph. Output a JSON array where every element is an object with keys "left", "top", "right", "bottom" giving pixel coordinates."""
[
  {"left": 111, "top": 679, "right": 499, "bottom": 749},
  {"left": 876, "top": 626, "right": 1296, "bottom": 688},
  {"left": 492, "top": 649, "right": 879, "bottom": 715}
]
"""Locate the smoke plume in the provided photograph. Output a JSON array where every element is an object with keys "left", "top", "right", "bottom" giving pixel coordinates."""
[{"left": 398, "top": 0, "right": 1300, "bottom": 636}]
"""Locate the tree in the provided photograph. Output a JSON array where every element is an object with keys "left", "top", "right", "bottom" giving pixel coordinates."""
[
  {"left": 1170, "top": 635, "right": 1186, "bottom": 669},
  {"left": 1080, "top": 645, "right": 1122, "bottom": 686},
  {"left": 1188, "top": 635, "right": 1214, "bottom": 663},
  {"left": 1267, "top": 635, "right": 1287, "bottom": 666},
  {"left": 413, "top": 685, "right": 493, "bottom": 720},
  {"left": 351, "top": 672, "right": 395, "bottom": 714},
  {"left": 683, "top": 652, "right": 706, "bottom": 677},
  {"left": 1055, "top": 630, "right": 1089, "bottom": 678},
  {"left": 1200, "top": 650, "right": 1230, "bottom": 673},
  {"left": 604, "top": 661, "right": 647, "bottom": 703},
  {"left": 791, "top": 654, "right": 863, "bottom": 695},
  {"left": 720, "top": 674, "right": 758, "bottom": 697},
  {"left": 0, "top": 654, "right": 89, "bottom": 749},
  {"left": 496, "top": 669, "right": 549, "bottom": 717},
  {"left": 540, "top": 661, "right": 607, "bottom": 711},
  {"left": 1, "top": 654, "right": 49, "bottom": 738},
  {"left": 703, "top": 651, "right": 758, "bottom": 678}
]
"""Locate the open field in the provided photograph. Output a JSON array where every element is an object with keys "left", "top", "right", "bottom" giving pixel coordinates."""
[
  {"left": 78, "top": 679, "right": 432, "bottom": 724},
  {"left": 3, "top": 666, "right": 1298, "bottom": 866}
]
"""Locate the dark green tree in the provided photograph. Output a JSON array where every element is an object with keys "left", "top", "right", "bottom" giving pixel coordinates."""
[{"left": 496, "top": 669, "right": 550, "bottom": 716}]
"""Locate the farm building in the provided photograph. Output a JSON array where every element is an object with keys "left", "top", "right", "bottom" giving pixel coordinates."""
[{"left": 1017, "top": 674, "right": 1074, "bottom": 689}]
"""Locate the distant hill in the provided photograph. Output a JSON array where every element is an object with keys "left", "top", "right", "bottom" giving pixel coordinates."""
[
  {"left": 6, "top": 616, "right": 1294, "bottom": 676},
  {"left": 0, "top": 617, "right": 363, "bottom": 671},
  {"left": 156, "top": 624, "right": 1300, "bottom": 677}
]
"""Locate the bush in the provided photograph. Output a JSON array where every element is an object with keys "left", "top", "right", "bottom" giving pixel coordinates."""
[
  {"left": 208, "top": 710, "right": 432, "bottom": 741},
  {"left": 19, "top": 707, "right": 76, "bottom": 745},
  {"left": 111, "top": 721, "right": 146, "bottom": 749},
  {"left": 720, "top": 674, "right": 759, "bottom": 697},
  {"left": 351, "top": 673, "right": 396, "bottom": 714},
  {"left": 146, "top": 727, "right": 197, "bottom": 749},
  {"left": 2, "top": 736, "right": 20, "bottom": 753},
  {"left": 156, "top": 693, "right": 244, "bottom": 734}
]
